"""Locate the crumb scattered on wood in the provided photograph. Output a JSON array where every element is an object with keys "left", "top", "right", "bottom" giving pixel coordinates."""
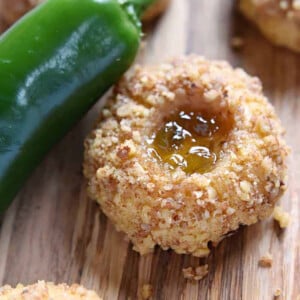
[
  {"left": 231, "top": 37, "right": 244, "bottom": 50},
  {"left": 182, "top": 264, "right": 208, "bottom": 281},
  {"left": 259, "top": 252, "right": 273, "bottom": 268},
  {"left": 274, "top": 288, "right": 281, "bottom": 298},
  {"left": 273, "top": 206, "right": 291, "bottom": 228},
  {"left": 141, "top": 284, "right": 153, "bottom": 299}
]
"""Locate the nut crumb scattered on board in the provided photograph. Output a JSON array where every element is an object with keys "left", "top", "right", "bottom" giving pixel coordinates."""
[
  {"left": 273, "top": 206, "right": 291, "bottom": 228},
  {"left": 182, "top": 264, "right": 209, "bottom": 281},
  {"left": 231, "top": 37, "right": 244, "bottom": 49},
  {"left": 274, "top": 288, "right": 282, "bottom": 298},
  {"left": 141, "top": 284, "right": 153, "bottom": 299},
  {"left": 259, "top": 252, "right": 273, "bottom": 268}
]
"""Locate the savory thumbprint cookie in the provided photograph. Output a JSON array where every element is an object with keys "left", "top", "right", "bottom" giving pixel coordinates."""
[
  {"left": 240, "top": 0, "right": 300, "bottom": 52},
  {"left": 84, "top": 56, "right": 289, "bottom": 257}
]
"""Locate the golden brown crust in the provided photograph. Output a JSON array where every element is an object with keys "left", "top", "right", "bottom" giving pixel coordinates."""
[
  {"left": 142, "top": 0, "right": 170, "bottom": 22},
  {"left": 84, "top": 55, "right": 289, "bottom": 257},
  {"left": 239, "top": 0, "right": 300, "bottom": 52},
  {"left": 274, "top": 288, "right": 282, "bottom": 297},
  {"left": 0, "top": 281, "right": 101, "bottom": 300}
]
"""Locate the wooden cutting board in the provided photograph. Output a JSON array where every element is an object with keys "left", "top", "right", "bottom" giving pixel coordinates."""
[{"left": 0, "top": 0, "right": 299, "bottom": 299}]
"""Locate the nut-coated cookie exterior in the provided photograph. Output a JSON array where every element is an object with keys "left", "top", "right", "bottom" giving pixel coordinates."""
[
  {"left": 84, "top": 56, "right": 289, "bottom": 257},
  {"left": 240, "top": 0, "right": 300, "bottom": 52}
]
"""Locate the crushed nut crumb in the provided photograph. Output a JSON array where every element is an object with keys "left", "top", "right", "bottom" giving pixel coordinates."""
[
  {"left": 117, "top": 146, "right": 131, "bottom": 160},
  {"left": 274, "top": 288, "right": 281, "bottom": 298},
  {"left": 0, "top": 281, "right": 101, "bottom": 299},
  {"left": 182, "top": 264, "right": 208, "bottom": 281},
  {"left": 204, "top": 90, "right": 219, "bottom": 102},
  {"left": 259, "top": 252, "right": 273, "bottom": 268},
  {"left": 240, "top": 180, "right": 251, "bottom": 193},
  {"left": 141, "top": 284, "right": 153, "bottom": 299},
  {"left": 273, "top": 206, "right": 291, "bottom": 228}
]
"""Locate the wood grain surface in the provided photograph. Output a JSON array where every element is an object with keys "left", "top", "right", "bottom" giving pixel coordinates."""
[{"left": 0, "top": 0, "right": 299, "bottom": 299}]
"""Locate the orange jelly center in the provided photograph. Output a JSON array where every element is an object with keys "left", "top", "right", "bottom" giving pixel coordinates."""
[{"left": 147, "top": 110, "right": 232, "bottom": 174}]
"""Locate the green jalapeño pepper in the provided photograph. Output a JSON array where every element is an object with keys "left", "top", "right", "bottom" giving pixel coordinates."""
[{"left": 0, "top": 0, "right": 155, "bottom": 212}]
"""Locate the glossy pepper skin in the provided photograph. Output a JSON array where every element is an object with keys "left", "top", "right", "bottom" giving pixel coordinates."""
[{"left": 0, "top": 0, "right": 154, "bottom": 212}]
